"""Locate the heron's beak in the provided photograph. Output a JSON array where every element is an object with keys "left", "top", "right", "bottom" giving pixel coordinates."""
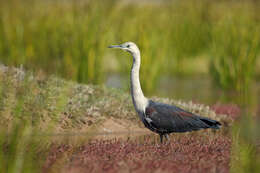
[{"left": 108, "top": 45, "right": 122, "bottom": 49}]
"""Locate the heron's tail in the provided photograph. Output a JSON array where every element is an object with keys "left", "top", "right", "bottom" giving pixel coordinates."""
[{"left": 200, "top": 117, "right": 221, "bottom": 129}]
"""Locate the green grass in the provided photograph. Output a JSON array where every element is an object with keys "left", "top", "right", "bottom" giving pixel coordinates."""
[
  {"left": 231, "top": 114, "right": 260, "bottom": 173},
  {"left": 210, "top": 5, "right": 260, "bottom": 93},
  {"left": 0, "top": 0, "right": 259, "bottom": 93}
]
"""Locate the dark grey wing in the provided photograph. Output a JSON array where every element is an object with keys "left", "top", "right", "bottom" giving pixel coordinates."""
[{"left": 144, "top": 101, "right": 221, "bottom": 134}]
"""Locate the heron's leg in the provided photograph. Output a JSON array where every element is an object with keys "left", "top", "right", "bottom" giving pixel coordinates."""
[
  {"left": 159, "top": 134, "right": 163, "bottom": 144},
  {"left": 164, "top": 134, "right": 170, "bottom": 143}
]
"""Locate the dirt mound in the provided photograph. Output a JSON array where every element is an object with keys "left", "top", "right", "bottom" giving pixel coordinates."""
[{"left": 95, "top": 118, "right": 151, "bottom": 140}]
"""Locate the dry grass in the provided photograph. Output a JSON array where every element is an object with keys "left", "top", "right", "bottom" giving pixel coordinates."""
[{"left": 0, "top": 64, "right": 233, "bottom": 135}]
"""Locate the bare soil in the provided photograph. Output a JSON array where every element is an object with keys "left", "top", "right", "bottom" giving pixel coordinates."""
[{"left": 95, "top": 118, "right": 151, "bottom": 140}]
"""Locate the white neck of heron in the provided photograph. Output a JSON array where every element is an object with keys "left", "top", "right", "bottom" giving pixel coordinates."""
[{"left": 130, "top": 51, "right": 148, "bottom": 114}]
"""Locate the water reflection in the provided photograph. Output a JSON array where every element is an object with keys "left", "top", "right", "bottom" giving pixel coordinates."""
[{"left": 106, "top": 74, "right": 259, "bottom": 111}]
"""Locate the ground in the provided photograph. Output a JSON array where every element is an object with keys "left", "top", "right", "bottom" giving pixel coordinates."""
[
  {"left": 43, "top": 131, "right": 231, "bottom": 173},
  {"left": 0, "top": 65, "right": 237, "bottom": 173},
  {"left": 42, "top": 115, "right": 232, "bottom": 173}
]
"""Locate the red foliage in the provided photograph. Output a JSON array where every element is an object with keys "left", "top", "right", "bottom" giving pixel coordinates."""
[
  {"left": 211, "top": 103, "right": 240, "bottom": 120},
  {"left": 43, "top": 134, "right": 231, "bottom": 173}
]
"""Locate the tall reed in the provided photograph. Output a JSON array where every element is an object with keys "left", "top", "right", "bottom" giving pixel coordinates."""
[
  {"left": 210, "top": 4, "right": 260, "bottom": 93},
  {"left": 0, "top": 0, "right": 259, "bottom": 92}
]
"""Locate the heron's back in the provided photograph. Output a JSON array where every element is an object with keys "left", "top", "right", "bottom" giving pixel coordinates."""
[{"left": 143, "top": 100, "right": 221, "bottom": 134}]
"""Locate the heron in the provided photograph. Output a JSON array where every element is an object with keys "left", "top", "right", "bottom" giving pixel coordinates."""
[{"left": 108, "top": 42, "right": 221, "bottom": 143}]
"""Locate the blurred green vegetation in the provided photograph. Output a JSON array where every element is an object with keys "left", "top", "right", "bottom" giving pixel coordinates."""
[
  {"left": 231, "top": 113, "right": 260, "bottom": 173},
  {"left": 0, "top": 72, "right": 43, "bottom": 173},
  {"left": 0, "top": 121, "right": 43, "bottom": 173},
  {"left": 0, "top": 1, "right": 260, "bottom": 171},
  {"left": 0, "top": 0, "right": 259, "bottom": 94}
]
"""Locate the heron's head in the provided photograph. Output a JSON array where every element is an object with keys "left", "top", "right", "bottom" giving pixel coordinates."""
[{"left": 108, "top": 42, "right": 139, "bottom": 55}]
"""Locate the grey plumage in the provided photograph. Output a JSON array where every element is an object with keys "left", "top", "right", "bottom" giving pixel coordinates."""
[
  {"left": 144, "top": 100, "right": 221, "bottom": 134},
  {"left": 143, "top": 100, "right": 221, "bottom": 143}
]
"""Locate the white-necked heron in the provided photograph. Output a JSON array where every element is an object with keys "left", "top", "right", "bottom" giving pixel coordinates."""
[{"left": 108, "top": 42, "right": 221, "bottom": 143}]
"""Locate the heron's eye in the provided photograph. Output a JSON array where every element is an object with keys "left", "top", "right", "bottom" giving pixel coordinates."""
[{"left": 126, "top": 45, "right": 130, "bottom": 48}]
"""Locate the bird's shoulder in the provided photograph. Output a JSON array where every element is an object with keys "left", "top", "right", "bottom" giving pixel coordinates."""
[{"left": 145, "top": 100, "right": 195, "bottom": 118}]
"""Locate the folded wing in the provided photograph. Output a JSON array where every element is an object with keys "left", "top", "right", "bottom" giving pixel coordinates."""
[{"left": 144, "top": 101, "right": 221, "bottom": 133}]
